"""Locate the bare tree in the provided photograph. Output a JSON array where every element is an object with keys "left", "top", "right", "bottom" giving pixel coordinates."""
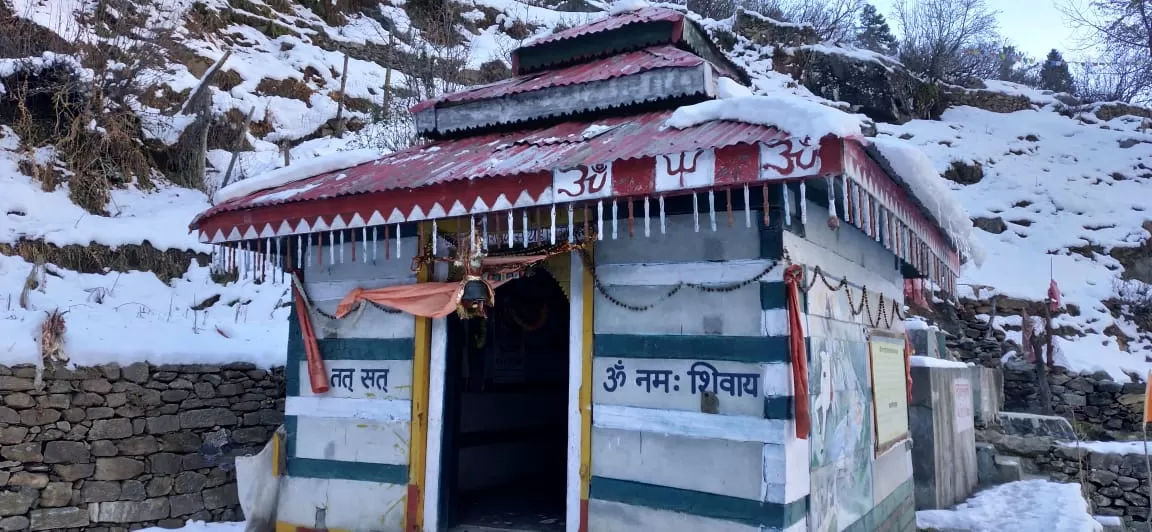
[
  {"left": 743, "top": 0, "right": 865, "bottom": 42},
  {"left": 1061, "top": 0, "right": 1152, "bottom": 102},
  {"left": 892, "top": 0, "right": 1002, "bottom": 83}
]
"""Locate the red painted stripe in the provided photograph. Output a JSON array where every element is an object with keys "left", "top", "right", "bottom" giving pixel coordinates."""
[
  {"left": 579, "top": 499, "right": 589, "bottom": 532},
  {"left": 405, "top": 484, "right": 420, "bottom": 532}
]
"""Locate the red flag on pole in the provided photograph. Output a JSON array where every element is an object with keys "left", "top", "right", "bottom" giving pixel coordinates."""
[{"left": 1048, "top": 279, "right": 1061, "bottom": 311}]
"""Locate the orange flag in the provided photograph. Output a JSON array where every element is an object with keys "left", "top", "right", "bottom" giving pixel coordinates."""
[{"left": 1144, "top": 371, "right": 1152, "bottom": 424}]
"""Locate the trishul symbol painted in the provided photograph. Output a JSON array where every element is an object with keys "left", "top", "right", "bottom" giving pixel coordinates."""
[
  {"left": 557, "top": 163, "right": 610, "bottom": 198},
  {"left": 663, "top": 151, "right": 705, "bottom": 187}
]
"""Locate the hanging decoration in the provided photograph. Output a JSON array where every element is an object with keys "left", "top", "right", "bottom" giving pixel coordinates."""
[{"left": 784, "top": 265, "right": 811, "bottom": 440}]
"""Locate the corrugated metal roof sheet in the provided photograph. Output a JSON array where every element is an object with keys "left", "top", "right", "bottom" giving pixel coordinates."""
[
  {"left": 411, "top": 46, "right": 703, "bottom": 113},
  {"left": 194, "top": 111, "right": 788, "bottom": 224},
  {"left": 523, "top": 7, "right": 683, "bottom": 48}
]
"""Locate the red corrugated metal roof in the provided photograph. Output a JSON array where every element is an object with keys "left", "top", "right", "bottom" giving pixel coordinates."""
[
  {"left": 411, "top": 45, "right": 703, "bottom": 113},
  {"left": 524, "top": 7, "right": 683, "bottom": 48},
  {"left": 193, "top": 111, "right": 788, "bottom": 225}
]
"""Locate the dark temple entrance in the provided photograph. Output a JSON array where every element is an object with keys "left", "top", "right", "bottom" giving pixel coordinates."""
[{"left": 441, "top": 268, "right": 570, "bottom": 532}]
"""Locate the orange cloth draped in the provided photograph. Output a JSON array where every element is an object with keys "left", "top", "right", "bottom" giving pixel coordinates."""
[
  {"left": 293, "top": 282, "right": 329, "bottom": 394},
  {"left": 336, "top": 282, "right": 465, "bottom": 319},
  {"left": 784, "top": 265, "right": 811, "bottom": 439}
]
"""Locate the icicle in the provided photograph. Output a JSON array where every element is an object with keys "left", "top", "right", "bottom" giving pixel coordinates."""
[
  {"left": 643, "top": 197, "right": 651, "bottom": 237},
  {"left": 482, "top": 215, "right": 489, "bottom": 251},
  {"left": 783, "top": 183, "right": 792, "bottom": 226},
  {"left": 743, "top": 184, "right": 751, "bottom": 228},
  {"left": 549, "top": 205, "right": 556, "bottom": 245},
  {"left": 799, "top": 181, "right": 808, "bottom": 225},
  {"left": 362, "top": 228, "right": 368, "bottom": 263},
  {"left": 326, "top": 232, "right": 334, "bottom": 265},
  {"left": 567, "top": 204, "right": 574, "bottom": 244},
  {"left": 708, "top": 189, "right": 717, "bottom": 232},
  {"left": 597, "top": 200, "right": 604, "bottom": 241},
  {"left": 508, "top": 211, "right": 514, "bottom": 247},
  {"left": 395, "top": 224, "right": 401, "bottom": 258},
  {"left": 521, "top": 209, "right": 528, "bottom": 247},
  {"left": 611, "top": 200, "right": 618, "bottom": 240},
  {"left": 762, "top": 184, "right": 770, "bottom": 227},
  {"left": 470, "top": 215, "right": 477, "bottom": 248},
  {"left": 373, "top": 227, "right": 379, "bottom": 262},
  {"left": 268, "top": 238, "right": 275, "bottom": 282},
  {"left": 842, "top": 176, "right": 851, "bottom": 224},
  {"left": 627, "top": 201, "right": 634, "bottom": 238},
  {"left": 692, "top": 192, "right": 700, "bottom": 233},
  {"left": 296, "top": 236, "right": 302, "bottom": 269},
  {"left": 339, "top": 231, "right": 345, "bottom": 263},
  {"left": 658, "top": 196, "right": 666, "bottom": 234},
  {"left": 873, "top": 199, "right": 881, "bottom": 242},
  {"left": 432, "top": 219, "right": 438, "bottom": 254}
]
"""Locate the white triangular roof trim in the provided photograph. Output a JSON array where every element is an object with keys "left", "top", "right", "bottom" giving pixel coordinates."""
[
  {"left": 513, "top": 190, "right": 535, "bottom": 207},
  {"left": 367, "top": 210, "right": 386, "bottom": 226},
  {"left": 492, "top": 194, "right": 513, "bottom": 211},
  {"left": 447, "top": 200, "right": 467, "bottom": 216},
  {"left": 312, "top": 217, "right": 330, "bottom": 231},
  {"left": 259, "top": 224, "right": 276, "bottom": 238},
  {"left": 427, "top": 202, "right": 447, "bottom": 219},
  {"left": 408, "top": 205, "right": 426, "bottom": 221},
  {"left": 329, "top": 214, "right": 348, "bottom": 230},
  {"left": 277, "top": 220, "right": 294, "bottom": 236},
  {"left": 471, "top": 197, "right": 490, "bottom": 213},
  {"left": 388, "top": 208, "right": 406, "bottom": 223}
]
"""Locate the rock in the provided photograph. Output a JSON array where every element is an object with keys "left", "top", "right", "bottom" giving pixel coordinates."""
[
  {"left": 120, "top": 480, "right": 147, "bottom": 501},
  {"left": 40, "top": 482, "right": 73, "bottom": 507},
  {"left": 1, "top": 442, "right": 42, "bottom": 462},
  {"left": 170, "top": 493, "right": 205, "bottom": 516},
  {"left": 80, "top": 481, "right": 122, "bottom": 503},
  {"left": 147, "top": 476, "right": 174, "bottom": 497},
  {"left": 0, "top": 428, "right": 27, "bottom": 445},
  {"left": 90, "top": 440, "right": 117, "bottom": 457},
  {"left": 0, "top": 516, "right": 29, "bottom": 531},
  {"left": 8, "top": 472, "right": 49, "bottom": 488},
  {"left": 85, "top": 407, "right": 115, "bottom": 420},
  {"left": 0, "top": 491, "right": 36, "bottom": 516},
  {"left": 0, "top": 377, "right": 34, "bottom": 391},
  {"left": 31, "top": 507, "right": 90, "bottom": 530},
  {"left": 147, "top": 415, "right": 181, "bottom": 434},
  {"left": 93, "top": 498, "right": 170, "bottom": 523},
  {"left": 972, "top": 216, "right": 1007, "bottom": 234},
  {"left": 203, "top": 485, "right": 239, "bottom": 510},
  {"left": 159, "top": 432, "right": 202, "bottom": 453},
  {"left": 43, "top": 441, "right": 90, "bottom": 463},
  {"left": 179, "top": 408, "right": 238, "bottom": 429},
  {"left": 53, "top": 463, "right": 94, "bottom": 481},
  {"left": 3, "top": 392, "right": 34, "bottom": 408},
  {"left": 0, "top": 408, "right": 18, "bottom": 425},
  {"left": 1091, "top": 469, "right": 1120, "bottom": 485},
  {"left": 121, "top": 363, "right": 150, "bottom": 384},
  {"left": 20, "top": 408, "right": 62, "bottom": 426},
  {"left": 116, "top": 436, "right": 159, "bottom": 456},
  {"left": 149, "top": 453, "right": 183, "bottom": 475},
  {"left": 88, "top": 419, "right": 133, "bottom": 440},
  {"left": 175, "top": 472, "right": 207, "bottom": 494},
  {"left": 94, "top": 457, "right": 145, "bottom": 480}
]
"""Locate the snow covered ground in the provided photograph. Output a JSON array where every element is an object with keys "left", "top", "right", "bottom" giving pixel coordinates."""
[
  {"left": 882, "top": 100, "right": 1152, "bottom": 380},
  {"left": 139, "top": 521, "right": 245, "bottom": 532},
  {"left": 916, "top": 479, "right": 1102, "bottom": 532}
]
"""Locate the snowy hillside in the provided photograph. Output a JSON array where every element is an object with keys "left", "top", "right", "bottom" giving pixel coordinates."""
[{"left": 2, "top": 0, "right": 1152, "bottom": 382}]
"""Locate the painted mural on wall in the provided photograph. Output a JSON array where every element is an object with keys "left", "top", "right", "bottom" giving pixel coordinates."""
[{"left": 808, "top": 317, "right": 874, "bottom": 532}]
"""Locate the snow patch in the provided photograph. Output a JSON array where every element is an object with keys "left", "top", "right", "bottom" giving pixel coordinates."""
[
  {"left": 213, "top": 149, "right": 381, "bottom": 205},
  {"left": 915, "top": 479, "right": 1102, "bottom": 532},
  {"left": 716, "top": 77, "right": 753, "bottom": 99},
  {"left": 138, "top": 522, "right": 245, "bottom": 532},
  {"left": 1058, "top": 440, "right": 1152, "bottom": 455}
]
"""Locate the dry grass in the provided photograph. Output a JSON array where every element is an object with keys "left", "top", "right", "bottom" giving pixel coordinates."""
[{"left": 0, "top": 239, "right": 210, "bottom": 281}]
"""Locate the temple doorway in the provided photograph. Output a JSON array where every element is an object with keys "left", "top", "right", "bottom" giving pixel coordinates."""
[{"left": 441, "top": 267, "right": 570, "bottom": 532}]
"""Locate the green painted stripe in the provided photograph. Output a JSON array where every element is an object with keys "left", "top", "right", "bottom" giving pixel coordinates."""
[
  {"left": 286, "top": 457, "right": 409, "bottom": 484},
  {"left": 287, "top": 337, "right": 415, "bottom": 363},
  {"left": 842, "top": 479, "right": 914, "bottom": 532},
  {"left": 763, "top": 396, "right": 794, "bottom": 419},
  {"left": 284, "top": 415, "right": 298, "bottom": 459},
  {"left": 590, "top": 477, "right": 806, "bottom": 529},
  {"left": 594, "top": 334, "right": 789, "bottom": 363},
  {"left": 760, "top": 281, "right": 806, "bottom": 311}
]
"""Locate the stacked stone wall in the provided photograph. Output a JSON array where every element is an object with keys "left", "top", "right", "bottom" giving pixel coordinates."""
[{"left": 0, "top": 362, "right": 284, "bottom": 531}]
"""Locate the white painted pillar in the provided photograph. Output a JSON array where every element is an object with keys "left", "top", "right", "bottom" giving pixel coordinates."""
[
  {"left": 566, "top": 250, "right": 586, "bottom": 532},
  {"left": 423, "top": 316, "right": 447, "bottom": 532}
]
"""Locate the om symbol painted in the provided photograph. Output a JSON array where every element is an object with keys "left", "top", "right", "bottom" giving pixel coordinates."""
[
  {"left": 602, "top": 360, "right": 627, "bottom": 392},
  {"left": 554, "top": 163, "right": 612, "bottom": 200}
]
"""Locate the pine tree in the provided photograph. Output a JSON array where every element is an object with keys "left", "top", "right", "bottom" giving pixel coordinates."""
[
  {"left": 855, "top": 3, "right": 897, "bottom": 55},
  {"left": 1039, "top": 49, "right": 1076, "bottom": 94}
]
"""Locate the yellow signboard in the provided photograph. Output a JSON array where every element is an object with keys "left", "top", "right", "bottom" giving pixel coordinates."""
[{"left": 869, "top": 331, "right": 910, "bottom": 455}]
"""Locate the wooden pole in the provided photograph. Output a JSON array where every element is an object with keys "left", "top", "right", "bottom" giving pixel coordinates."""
[
  {"left": 334, "top": 53, "right": 350, "bottom": 138},
  {"left": 219, "top": 105, "right": 257, "bottom": 192}
]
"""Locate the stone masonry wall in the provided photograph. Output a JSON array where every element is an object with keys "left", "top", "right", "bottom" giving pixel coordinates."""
[
  {"left": 1046, "top": 446, "right": 1151, "bottom": 531},
  {"left": 931, "top": 297, "right": 1145, "bottom": 438},
  {"left": 0, "top": 362, "right": 284, "bottom": 531}
]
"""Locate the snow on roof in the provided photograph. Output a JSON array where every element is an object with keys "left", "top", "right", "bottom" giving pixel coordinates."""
[
  {"left": 916, "top": 479, "right": 1102, "bottom": 532},
  {"left": 910, "top": 355, "right": 969, "bottom": 369},
  {"left": 609, "top": 0, "right": 650, "bottom": 15},
  {"left": 212, "top": 148, "right": 382, "bottom": 205},
  {"left": 664, "top": 94, "right": 868, "bottom": 141},
  {"left": 869, "top": 136, "right": 979, "bottom": 265}
]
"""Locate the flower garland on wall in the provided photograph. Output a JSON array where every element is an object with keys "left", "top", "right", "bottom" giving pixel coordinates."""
[{"left": 577, "top": 249, "right": 907, "bottom": 330}]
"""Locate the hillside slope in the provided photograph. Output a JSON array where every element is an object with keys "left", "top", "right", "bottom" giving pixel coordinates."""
[{"left": 2, "top": 0, "right": 1152, "bottom": 381}]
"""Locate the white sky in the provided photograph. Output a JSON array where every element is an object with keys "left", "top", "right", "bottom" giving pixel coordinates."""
[{"left": 869, "top": 0, "right": 1081, "bottom": 60}]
